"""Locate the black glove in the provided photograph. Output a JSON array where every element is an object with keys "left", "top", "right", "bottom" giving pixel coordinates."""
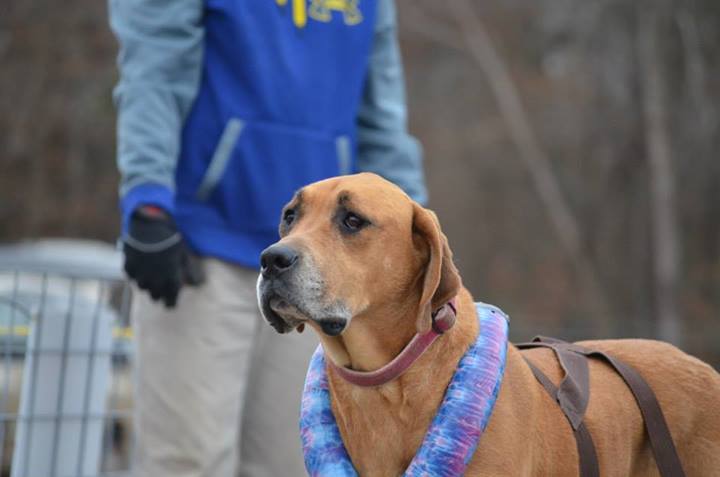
[{"left": 123, "top": 206, "right": 204, "bottom": 308}]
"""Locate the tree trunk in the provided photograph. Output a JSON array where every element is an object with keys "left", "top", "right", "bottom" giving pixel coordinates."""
[
  {"left": 637, "top": 5, "right": 682, "bottom": 345},
  {"left": 445, "top": 0, "right": 612, "bottom": 329}
]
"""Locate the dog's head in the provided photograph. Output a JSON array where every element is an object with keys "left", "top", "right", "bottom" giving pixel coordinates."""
[{"left": 256, "top": 173, "right": 461, "bottom": 339}]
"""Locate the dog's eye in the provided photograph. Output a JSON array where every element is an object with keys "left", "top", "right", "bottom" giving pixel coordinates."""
[
  {"left": 283, "top": 209, "right": 296, "bottom": 225},
  {"left": 342, "top": 212, "right": 367, "bottom": 232}
]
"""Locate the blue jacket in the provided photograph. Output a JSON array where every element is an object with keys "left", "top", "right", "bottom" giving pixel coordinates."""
[{"left": 110, "top": 0, "right": 426, "bottom": 268}]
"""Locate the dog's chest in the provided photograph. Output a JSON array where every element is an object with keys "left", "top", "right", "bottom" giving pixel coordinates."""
[{"left": 331, "top": 386, "right": 439, "bottom": 476}]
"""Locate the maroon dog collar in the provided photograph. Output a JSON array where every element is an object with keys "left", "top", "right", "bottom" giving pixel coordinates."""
[{"left": 327, "top": 299, "right": 457, "bottom": 387}]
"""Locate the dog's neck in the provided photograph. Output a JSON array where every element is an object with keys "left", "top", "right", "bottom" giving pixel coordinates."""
[
  {"left": 317, "top": 299, "right": 421, "bottom": 373},
  {"left": 325, "top": 301, "right": 457, "bottom": 387},
  {"left": 314, "top": 289, "right": 479, "bottom": 475}
]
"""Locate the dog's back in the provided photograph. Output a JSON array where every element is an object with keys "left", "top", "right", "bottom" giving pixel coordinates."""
[{"left": 519, "top": 339, "right": 720, "bottom": 476}]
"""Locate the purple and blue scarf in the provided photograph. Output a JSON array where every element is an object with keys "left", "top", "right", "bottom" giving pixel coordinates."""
[{"left": 300, "top": 303, "right": 509, "bottom": 476}]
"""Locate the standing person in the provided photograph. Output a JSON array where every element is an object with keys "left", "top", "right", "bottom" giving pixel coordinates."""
[{"left": 109, "top": 0, "right": 426, "bottom": 476}]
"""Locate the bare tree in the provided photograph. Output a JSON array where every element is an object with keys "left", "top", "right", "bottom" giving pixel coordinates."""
[
  {"left": 637, "top": 3, "right": 682, "bottom": 344},
  {"left": 407, "top": 0, "right": 613, "bottom": 329}
]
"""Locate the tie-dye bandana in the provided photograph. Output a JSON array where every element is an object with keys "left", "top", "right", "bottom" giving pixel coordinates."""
[{"left": 300, "top": 303, "right": 509, "bottom": 476}]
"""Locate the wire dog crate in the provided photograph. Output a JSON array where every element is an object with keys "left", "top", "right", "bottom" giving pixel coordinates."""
[{"left": 0, "top": 240, "right": 134, "bottom": 477}]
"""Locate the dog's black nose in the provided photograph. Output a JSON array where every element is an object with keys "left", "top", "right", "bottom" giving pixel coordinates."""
[{"left": 260, "top": 244, "right": 299, "bottom": 278}]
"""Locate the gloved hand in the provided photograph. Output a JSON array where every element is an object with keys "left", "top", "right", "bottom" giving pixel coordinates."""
[{"left": 123, "top": 205, "right": 204, "bottom": 308}]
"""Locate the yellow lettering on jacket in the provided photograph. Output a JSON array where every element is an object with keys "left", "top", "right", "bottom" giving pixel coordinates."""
[
  {"left": 310, "top": 0, "right": 362, "bottom": 25},
  {"left": 276, "top": 0, "right": 363, "bottom": 28}
]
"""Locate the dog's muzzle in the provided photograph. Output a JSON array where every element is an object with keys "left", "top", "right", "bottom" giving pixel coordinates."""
[
  {"left": 258, "top": 243, "right": 351, "bottom": 335},
  {"left": 258, "top": 244, "right": 301, "bottom": 333}
]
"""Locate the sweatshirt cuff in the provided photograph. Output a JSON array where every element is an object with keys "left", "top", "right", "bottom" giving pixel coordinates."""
[{"left": 120, "top": 183, "right": 175, "bottom": 234}]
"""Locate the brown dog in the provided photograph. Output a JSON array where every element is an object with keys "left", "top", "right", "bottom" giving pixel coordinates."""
[{"left": 257, "top": 173, "right": 720, "bottom": 476}]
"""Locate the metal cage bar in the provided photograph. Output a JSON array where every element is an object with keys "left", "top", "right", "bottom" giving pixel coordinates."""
[{"left": 0, "top": 263, "right": 134, "bottom": 477}]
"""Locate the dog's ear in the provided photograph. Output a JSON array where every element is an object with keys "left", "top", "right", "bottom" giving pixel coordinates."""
[{"left": 412, "top": 204, "right": 462, "bottom": 333}]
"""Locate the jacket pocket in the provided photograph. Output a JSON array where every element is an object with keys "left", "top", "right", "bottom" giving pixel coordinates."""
[
  {"left": 195, "top": 118, "right": 246, "bottom": 201},
  {"left": 197, "top": 118, "right": 351, "bottom": 232}
]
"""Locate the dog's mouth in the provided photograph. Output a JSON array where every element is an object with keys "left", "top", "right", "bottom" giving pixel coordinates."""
[
  {"left": 269, "top": 296, "right": 306, "bottom": 324},
  {"left": 260, "top": 293, "right": 348, "bottom": 336},
  {"left": 258, "top": 294, "right": 301, "bottom": 334}
]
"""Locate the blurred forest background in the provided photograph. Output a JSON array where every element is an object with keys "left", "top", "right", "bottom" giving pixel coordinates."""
[{"left": 1, "top": 0, "right": 718, "bottom": 366}]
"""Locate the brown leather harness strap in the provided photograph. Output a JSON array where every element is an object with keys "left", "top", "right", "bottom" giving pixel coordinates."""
[
  {"left": 583, "top": 348, "right": 686, "bottom": 477},
  {"left": 517, "top": 336, "right": 686, "bottom": 477},
  {"left": 523, "top": 358, "right": 600, "bottom": 477}
]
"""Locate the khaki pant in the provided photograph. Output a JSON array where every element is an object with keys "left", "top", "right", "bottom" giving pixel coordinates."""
[{"left": 132, "top": 259, "right": 317, "bottom": 477}]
